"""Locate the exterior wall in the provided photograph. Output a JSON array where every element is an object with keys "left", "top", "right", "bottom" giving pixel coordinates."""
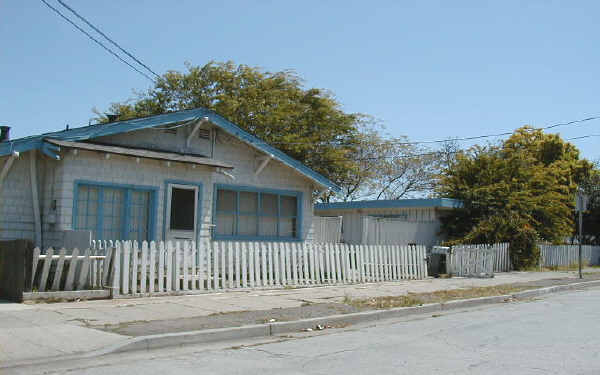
[
  {"left": 315, "top": 206, "right": 445, "bottom": 245},
  {"left": 0, "top": 154, "right": 34, "bottom": 242},
  {"left": 0, "top": 151, "right": 68, "bottom": 248},
  {"left": 47, "top": 126, "right": 315, "bottom": 245}
]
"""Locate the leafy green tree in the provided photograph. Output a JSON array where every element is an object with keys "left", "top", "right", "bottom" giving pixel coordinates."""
[
  {"left": 95, "top": 61, "right": 361, "bottom": 197},
  {"left": 437, "top": 127, "right": 595, "bottom": 268},
  {"left": 576, "top": 161, "right": 600, "bottom": 245}
]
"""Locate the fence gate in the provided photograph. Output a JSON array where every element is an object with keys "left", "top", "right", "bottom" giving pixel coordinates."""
[{"left": 448, "top": 245, "right": 495, "bottom": 278}]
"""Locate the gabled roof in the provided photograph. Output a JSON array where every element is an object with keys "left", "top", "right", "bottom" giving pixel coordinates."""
[
  {"left": 0, "top": 108, "right": 341, "bottom": 192},
  {"left": 315, "top": 198, "right": 463, "bottom": 211}
]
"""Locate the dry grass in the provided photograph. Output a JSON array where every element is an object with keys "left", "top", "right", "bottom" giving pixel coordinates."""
[{"left": 342, "top": 285, "right": 533, "bottom": 309}]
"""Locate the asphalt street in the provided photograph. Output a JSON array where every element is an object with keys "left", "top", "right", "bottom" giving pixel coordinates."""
[{"left": 9, "top": 287, "right": 600, "bottom": 375}]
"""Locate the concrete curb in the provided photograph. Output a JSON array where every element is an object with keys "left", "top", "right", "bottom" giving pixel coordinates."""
[{"left": 4, "top": 279, "right": 600, "bottom": 369}]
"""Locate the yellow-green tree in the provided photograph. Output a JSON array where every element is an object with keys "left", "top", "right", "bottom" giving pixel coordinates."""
[
  {"left": 95, "top": 61, "right": 360, "bottom": 195},
  {"left": 437, "top": 127, "right": 594, "bottom": 268}
]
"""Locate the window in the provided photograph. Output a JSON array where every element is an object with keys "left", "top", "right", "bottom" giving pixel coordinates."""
[
  {"left": 213, "top": 185, "right": 301, "bottom": 240},
  {"left": 74, "top": 182, "right": 156, "bottom": 242}
]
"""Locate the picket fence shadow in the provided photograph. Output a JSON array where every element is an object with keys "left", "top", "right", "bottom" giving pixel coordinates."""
[{"left": 31, "top": 245, "right": 110, "bottom": 293}]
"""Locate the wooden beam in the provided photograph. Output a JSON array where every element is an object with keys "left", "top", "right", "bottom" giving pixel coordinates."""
[
  {"left": 30, "top": 151, "right": 42, "bottom": 247},
  {"left": 186, "top": 117, "right": 210, "bottom": 147},
  {"left": 254, "top": 154, "right": 273, "bottom": 177},
  {"left": 0, "top": 152, "right": 18, "bottom": 188}
]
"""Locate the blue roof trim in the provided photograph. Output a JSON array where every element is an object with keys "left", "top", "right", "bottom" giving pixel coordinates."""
[
  {"left": 314, "top": 198, "right": 463, "bottom": 211},
  {"left": 0, "top": 108, "right": 340, "bottom": 192}
]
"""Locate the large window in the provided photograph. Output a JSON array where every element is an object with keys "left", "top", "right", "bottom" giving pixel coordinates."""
[
  {"left": 213, "top": 185, "right": 301, "bottom": 240},
  {"left": 74, "top": 182, "right": 156, "bottom": 242}
]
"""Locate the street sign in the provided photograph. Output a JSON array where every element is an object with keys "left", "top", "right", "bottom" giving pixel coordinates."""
[{"left": 576, "top": 193, "right": 589, "bottom": 213}]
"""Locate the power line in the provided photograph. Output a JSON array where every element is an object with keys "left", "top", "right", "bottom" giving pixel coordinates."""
[
  {"left": 568, "top": 134, "right": 600, "bottom": 140},
  {"left": 240, "top": 114, "right": 600, "bottom": 147},
  {"left": 40, "top": 0, "right": 156, "bottom": 83},
  {"left": 56, "top": 0, "right": 160, "bottom": 79}
]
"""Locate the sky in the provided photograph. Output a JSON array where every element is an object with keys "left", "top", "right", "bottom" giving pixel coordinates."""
[{"left": 1, "top": 1, "right": 599, "bottom": 160}]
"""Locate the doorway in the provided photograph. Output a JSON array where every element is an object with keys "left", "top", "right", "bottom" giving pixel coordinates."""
[{"left": 165, "top": 183, "right": 199, "bottom": 243}]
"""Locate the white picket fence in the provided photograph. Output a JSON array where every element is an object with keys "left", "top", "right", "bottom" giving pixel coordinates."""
[
  {"left": 539, "top": 244, "right": 600, "bottom": 268},
  {"left": 31, "top": 246, "right": 110, "bottom": 292},
  {"left": 448, "top": 243, "right": 509, "bottom": 277},
  {"left": 97, "top": 241, "right": 428, "bottom": 297}
]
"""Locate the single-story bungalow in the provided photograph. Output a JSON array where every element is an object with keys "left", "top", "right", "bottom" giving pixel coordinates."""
[
  {"left": 314, "top": 198, "right": 462, "bottom": 246},
  {"left": 0, "top": 108, "right": 340, "bottom": 249}
]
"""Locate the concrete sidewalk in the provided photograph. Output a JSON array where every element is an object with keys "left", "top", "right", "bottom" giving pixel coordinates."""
[{"left": 1, "top": 269, "right": 598, "bottom": 365}]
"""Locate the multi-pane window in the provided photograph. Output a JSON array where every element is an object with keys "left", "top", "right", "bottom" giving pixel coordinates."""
[
  {"left": 75, "top": 183, "right": 155, "bottom": 242},
  {"left": 214, "top": 186, "right": 301, "bottom": 240}
]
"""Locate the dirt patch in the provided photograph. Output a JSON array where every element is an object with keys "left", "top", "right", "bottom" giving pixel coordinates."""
[
  {"left": 93, "top": 273, "right": 600, "bottom": 337},
  {"left": 97, "top": 302, "right": 365, "bottom": 337},
  {"left": 342, "top": 285, "right": 531, "bottom": 309}
]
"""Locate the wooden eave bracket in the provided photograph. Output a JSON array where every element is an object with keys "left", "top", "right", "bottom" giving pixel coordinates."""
[
  {"left": 255, "top": 154, "right": 273, "bottom": 177},
  {"left": 186, "top": 117, "right": 210, "bottom": 147}
]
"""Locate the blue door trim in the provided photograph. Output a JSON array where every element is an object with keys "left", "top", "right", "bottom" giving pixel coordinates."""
[{"left": 163, "top": 179, "right": 204, "bottom": 241}]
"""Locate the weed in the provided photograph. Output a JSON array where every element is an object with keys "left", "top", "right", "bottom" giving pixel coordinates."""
[{"left": 341, "top": 285, "right": 532, "bottom": 309}]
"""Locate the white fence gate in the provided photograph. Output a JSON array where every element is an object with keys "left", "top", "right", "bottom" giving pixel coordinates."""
[
  {"left": 447, "top": 244, "right": 502, "bottom": 277},
  {"left": 31, "top": 246, "right": 110, "bottom": 292}
]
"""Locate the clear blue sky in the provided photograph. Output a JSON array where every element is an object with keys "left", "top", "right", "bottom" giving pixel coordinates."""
[{"left": 1, "top": 1, "right": 598, "bottom": 160}]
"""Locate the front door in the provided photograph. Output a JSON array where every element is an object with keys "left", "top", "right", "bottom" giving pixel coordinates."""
[{"left": 165, "top": 184, "right": 198, "bottom": 243}]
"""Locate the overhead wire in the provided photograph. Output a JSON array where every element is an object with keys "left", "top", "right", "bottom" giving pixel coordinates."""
[
  {"left": 56, "top": 0, "right": 160, "bottom": 79},
  {"left": 40, "top": 0, "right": 156, "bottom": 83}
]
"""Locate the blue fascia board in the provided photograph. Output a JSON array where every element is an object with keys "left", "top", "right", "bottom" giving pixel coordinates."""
[
  {"left": 1, "top": 108, "right": 340, "bottom": 192},
  {"left": 314, "top": 198, "right": 464, "bottom": 211}
]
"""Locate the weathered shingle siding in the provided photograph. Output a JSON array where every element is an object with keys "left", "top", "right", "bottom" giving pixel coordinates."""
[
  {"left": 0, "top": 154, "right": 34, "bottom": 242},
  {"left": 51, "top": 127, "right": 315, "bottom": 243}
]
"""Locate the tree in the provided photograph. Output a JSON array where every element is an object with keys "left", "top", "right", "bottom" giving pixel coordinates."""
[
  {"left": 437, "top": 127, "right": 595, "bottom": 268},
  {"left": 335, "top": 127, "right": 441, "bottom": 201},
  {"left": 95, "top": 61, "right": 361, "bottom": 196},
  {"left": 365, "top": 138, "right": 438, "bottom": 200},
  {"left": 576, "top": 160, "right": 600, "bottom": 245}
]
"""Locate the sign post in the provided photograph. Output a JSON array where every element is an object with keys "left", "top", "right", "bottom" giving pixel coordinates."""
[{"left": 576, "top": 190, "right": 588, "bottom": 279}]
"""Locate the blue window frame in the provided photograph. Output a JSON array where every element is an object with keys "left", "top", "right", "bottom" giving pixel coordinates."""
[
  {"left": 73, "top": 180, "right": 158, "bottom": 242},
  {"left": 212, "top": 184, "right": 302, "bottom": 241}
]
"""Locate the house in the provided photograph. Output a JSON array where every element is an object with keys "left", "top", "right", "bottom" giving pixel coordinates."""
[
  {"left": 0, "top": 108, "right": 340, "bottom": 249},
  {"left": 314, "top": 198, "right": 462, "bottom": 246}
]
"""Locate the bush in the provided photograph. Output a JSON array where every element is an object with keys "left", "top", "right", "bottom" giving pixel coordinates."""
[{"left": 452, "top": 213, "right": 540, "bottom": 270}]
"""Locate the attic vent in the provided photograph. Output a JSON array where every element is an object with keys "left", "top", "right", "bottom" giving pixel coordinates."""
[{"left": 198, "top": 128, "right": 211, "bottom": 140}]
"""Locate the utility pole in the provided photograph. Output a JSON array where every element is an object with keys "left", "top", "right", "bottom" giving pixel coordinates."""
[
  {"left": 577, "top": 189, "right": 586, "bottom": 279},
  {"left": 578, "top": 197, "right": 583, "bottom": 279}
]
